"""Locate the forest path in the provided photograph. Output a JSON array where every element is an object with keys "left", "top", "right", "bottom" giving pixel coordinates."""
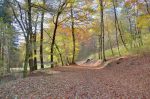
[{"left": 0, "top": 55, "right": 150, "bottom": 98}]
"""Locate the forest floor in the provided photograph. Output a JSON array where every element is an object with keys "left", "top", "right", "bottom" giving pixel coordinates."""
[{"left": 0, "top": 54, "right": 150, "bottom": 99}]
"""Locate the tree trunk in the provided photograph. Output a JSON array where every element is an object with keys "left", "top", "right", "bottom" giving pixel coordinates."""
[
  {"left": 51, "top": 13, "right": 60, "bottom": 68},
  {"left": 107, "top": 30, "right": 114, "bottom": 56},
  {"left": 71, "top": 4, "right": 76, "bottom": 64},
  {"left": 44, "top": 30, "right": 64, "bottom": 66},
  {"left": 40, "top": 4, "right": 45, "bottom": 69},
  {"left": 2, "top": 32, "right": 4, "bottom": 67},
  {"left": 117, "top": 21, "right": 128, "bottom": 50},
  {"left": 112, "top": 0, "right": 121, "bottom": 56},
  {"left": 27, "top": 0, "right": 34, "bottom": 72},
  {"left": 33, "top": 15, "right": 39, "bottom": 70},
  {"left": 54, "top": 44, "right": 64, "bottom": 66},
  {"left": 23, "top": 41, "right": 29, "bottom": 77},
  {"left": 135, "top": 0, "right": 143, "bottom": 47},
  {"left": 128, "top": 15, "right": 135, "bottom": 48},
  {"left": 98, "top": 35, "right": 102, "bottom": 59},
  {"left": 99, "top": 0, "right": 106, "bottom": 61},
  {"left": 112, "top": 0, "right": 128, "bottom": 51},
  {"left": 7, "top": 45, "right": 11, "bottom": 73},
  {"left": 33, "top": 36, "right": 37, "bottom": 70}
]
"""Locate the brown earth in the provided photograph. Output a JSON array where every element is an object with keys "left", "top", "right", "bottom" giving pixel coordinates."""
[{"left": 0, "top": 55, "right": 150, "bottom": 99}]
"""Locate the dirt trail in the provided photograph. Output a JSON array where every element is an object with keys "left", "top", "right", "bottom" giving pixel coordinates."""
[{"left": 0, "top": 55, "right": 150, "bottom": 99}]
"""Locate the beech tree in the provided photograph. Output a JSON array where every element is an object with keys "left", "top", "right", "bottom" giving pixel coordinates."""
[
  {"left": 99, "top": 0, "right": 106, "bottom": 61},
  {"left": 40, "top": 0, "right": 46, "bottom": 69},
  {"left": 50, "top": 0, "right": 68, "bottom": 68}
]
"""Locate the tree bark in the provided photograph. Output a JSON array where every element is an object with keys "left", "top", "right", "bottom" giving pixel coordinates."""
[
  {"left": 27, "top": 0, "right": 34, "bottom": 71},
  {"left": 23, "top": 42, "right": 29, "bottom": 77},
  {"left": 33, "top": 15, "right": 39, "bottom": 70},
  {"left": 55, "top": 45, "right": 64, "bottom": 66},
  {"left": 51, "top": 12, "right": 60, "bottom": 68},
  {"left": 107, "top": 29, "right": 114, "bottom": 56},
  {"left": 112, "top": 0, "right": 121, "bottom": 56},
  {"left": 44, "top": 30, "right": 64, "bottom": 66},
  {"left": 135, "top": 0, "right": 143, "bottom": 47},
  {"left": 71, "top": 4, "right": 76, "bottom": 64},
  {"left": 98, "top": 35, "right": 102, "bottom": 59},
  {"left": 40, "top": 2, "right": 45, "bottom": 69},
  {"left": 99, "top": 0, "right": 106, "bottom": 61}
]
